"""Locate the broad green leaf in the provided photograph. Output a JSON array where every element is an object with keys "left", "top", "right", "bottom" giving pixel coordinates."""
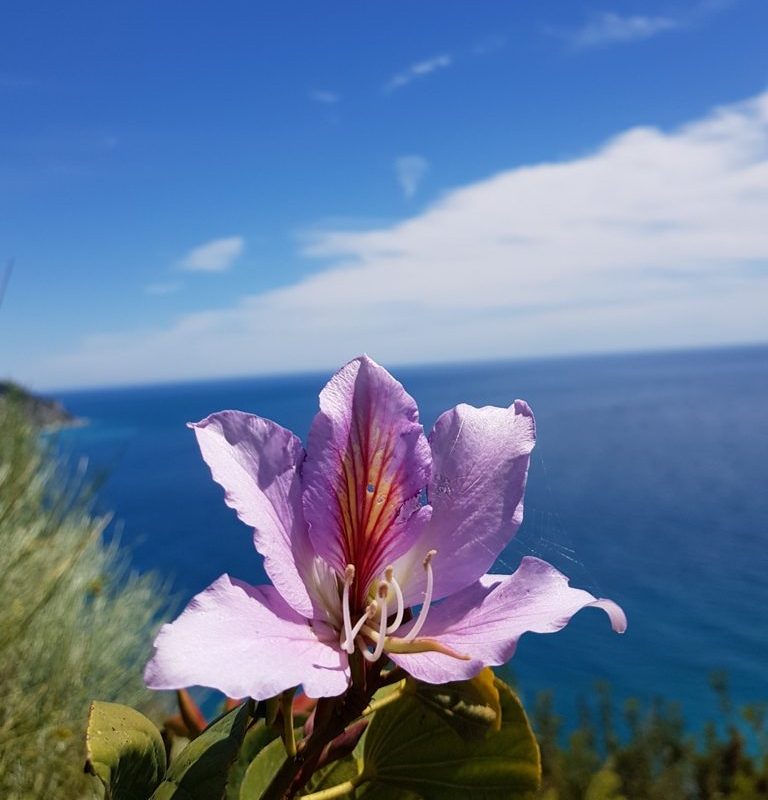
[
  {"left": 150, "top": 701, "right": 251, "bottom": 800},
  {"left": 357, "top": 676, "right": 540, "bottom": 799},
  {"left": 227, "top": 720, "right": 280, "bottom": 800},
  {"left": 408, "top": 667, "right": 502, "bottom": 738},
  {"left": 239, "top": 735, "right": 289, "bottom": 800},
  {"left": 85, "top": 700, "right": 167, "bottom": 800}
]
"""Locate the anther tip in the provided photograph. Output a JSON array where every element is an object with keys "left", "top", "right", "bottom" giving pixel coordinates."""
[
  {"left": 378, "top": 581, "right": 389, "bottom": 599},
  {"left": 384, "top": 565, "right": 394, "bottom": 581},
  {"left": 344, "top": 564, "right": 356, "bottom": 582},
  {"left": 423, "top": 549, "right": 437, "bottom": 568}
]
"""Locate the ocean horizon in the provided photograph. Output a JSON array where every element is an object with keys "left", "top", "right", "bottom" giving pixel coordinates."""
[{"left": 53, "top": 344, "right": 768, "bottom": 732}]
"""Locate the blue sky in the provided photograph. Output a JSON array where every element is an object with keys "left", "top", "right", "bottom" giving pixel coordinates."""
[{"left": 2, "top": 0, "right": 767, "bottom": 389}]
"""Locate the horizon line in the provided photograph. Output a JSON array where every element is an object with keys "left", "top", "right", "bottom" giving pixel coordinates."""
[{"left": 27, "top": 339, "right": 768, "bottom": 397}]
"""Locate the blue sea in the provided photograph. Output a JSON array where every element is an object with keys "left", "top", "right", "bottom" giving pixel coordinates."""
[{"left": 54, "top": 346, "right": 768, "bottom": 732}]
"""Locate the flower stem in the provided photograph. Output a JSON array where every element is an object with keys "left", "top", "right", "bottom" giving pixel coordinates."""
[
  {"left": 259, "top": 659, "right": 385, "bottom": 800},
  {"left": 281, "top": 687, "right": 297, "bottom": 758},
  {"left": 300, "top": 773, "right": 365, "bottom": 800}
]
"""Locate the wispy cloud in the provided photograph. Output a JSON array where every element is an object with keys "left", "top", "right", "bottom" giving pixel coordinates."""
[
  {"left": 384, "top": 54, "right": 452, "bottom": 93},
  {"left": 395, "top": 155, "right": 428, "bottom": 198},
  {"left": 568, "top": 12, "right": 679, "bottom": 47},
  {"left": 563, "top": 1, "right": 735, "bottom": 48},
  {"left": 144, "top": 282, "right": 181, "bottom": 296},
  {"left": 311, "top": 90, "right": 340, "bottom": 105},
  {"left": 26, "top": 92, "right": 768, "bottom": 388},
  {"left": 179, "top": 236, "right": 244, "bottom": 272}
]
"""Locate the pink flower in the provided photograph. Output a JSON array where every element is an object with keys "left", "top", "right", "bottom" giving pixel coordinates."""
[{"left": 145, "top": 356, "right": 625, "bottom": 699}]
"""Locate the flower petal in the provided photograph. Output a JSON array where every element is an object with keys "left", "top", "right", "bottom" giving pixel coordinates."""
[
  {"left": 144, "top": 575, "right": 349, "bottom": 699},
  {"left": 389, "top": 557, "right": 626, "bottom": 684},
  {"left": 303, "top": 356, "right": 431, "bottom": 601},
  {"left": 395, "top": 400, "right": 535, "bottom": 606},
  {"left": 190, "top": 411, "right": 315, "bottom": 617}
]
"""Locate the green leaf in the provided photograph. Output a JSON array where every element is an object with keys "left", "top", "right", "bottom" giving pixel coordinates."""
[
  {"left": 227, "top": 720, "right": 280, "bottom": 800},
  {"left": 357, "top": 676, "right": 540, "bottom": 799},
  {"left": 240, "top": 740, "right": 362, "bottom": 800},
  {"left": 150, "top": 701, "right": 252, "bottom": 800},
  {"left": 85, "top": 700, "right": 167, "bottom": 800},
  {"left": 239, "top": 735, "right": 289, "bottom": 800}
]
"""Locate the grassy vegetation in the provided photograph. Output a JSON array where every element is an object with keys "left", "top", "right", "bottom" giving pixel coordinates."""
[{"left": 0, "top": 396, "right": 169, "bottom": 799}]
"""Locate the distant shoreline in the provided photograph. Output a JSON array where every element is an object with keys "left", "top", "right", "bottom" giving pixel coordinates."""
[{"left": 0, "top": 381, "right": 85, "bottom": 430}]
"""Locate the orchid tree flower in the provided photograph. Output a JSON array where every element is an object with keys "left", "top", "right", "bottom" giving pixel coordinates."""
[{"left": 145, "top": 356, "right": 625, "bottom": 700}]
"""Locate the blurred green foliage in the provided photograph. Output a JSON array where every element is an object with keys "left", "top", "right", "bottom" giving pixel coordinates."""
[
  {"left": 0, "top": 396, "right": 169, "bottom": 799},
  {"left": 534, "top": 676, "right": 768, "bottom": 800}
]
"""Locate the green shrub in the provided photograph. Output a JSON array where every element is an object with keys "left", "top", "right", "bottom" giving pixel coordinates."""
[{"left": 534, "top": 679, "right": 768, "bottom": 799}]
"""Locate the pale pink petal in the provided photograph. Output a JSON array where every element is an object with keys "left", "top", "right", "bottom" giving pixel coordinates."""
[
  {"left": 190, "top": 411, "right": 315, "bottom": 617},
  {"left": 390, "top": 557, "right": 626, "bottom": 684},
  {"left": 144, "top": 575, "right": 349, "bottom": 700},
  {"left": 303, "top": 356, "right": 431, "bottom": 604},
  {"left": 394, "top": 400, "right": 535, "bottom": 606}
]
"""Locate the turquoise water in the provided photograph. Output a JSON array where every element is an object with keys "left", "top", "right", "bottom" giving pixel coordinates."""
[{"left": 55, "top": 346, "right": 768, "bottom": 729}]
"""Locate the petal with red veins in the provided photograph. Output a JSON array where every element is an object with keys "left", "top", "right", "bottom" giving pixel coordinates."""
[
  {"left": 144, "top": 575, "right": 349, "bottom": 700},
  {"left": 303, "top": 356, "right": 431, "bottom": 603},
  {"left": 189, "top": 411, "right": 315, "bottom": 617},
  {"left": 389, "top": 557, "right": 626, "bottom": 684},
  {"left": 395, "top": 400, "right": 535, "bottom": 606}
]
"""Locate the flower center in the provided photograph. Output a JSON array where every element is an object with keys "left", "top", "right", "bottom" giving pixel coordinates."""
[{"left": 339, "top": 549, "right": 444, "bottom": 660}]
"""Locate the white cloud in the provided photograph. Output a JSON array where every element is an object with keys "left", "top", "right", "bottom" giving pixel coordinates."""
[
  {"left": 311, "top": 90, "right": 340, "bottom": 104},
  {"left": 179, "top": 236, "right": 244, "bottom": 272},
  {"left": 24, "top": 91, "right": 768, "bottom": 388},
  {"left": 395, "top": 156, "right": 428, "bottom": 198},
  {"left": 569, "top": 12, "right": 679, "bottom": 47},
  {"left": 384, "top": 54, "right": 452, "bottom": 93}
]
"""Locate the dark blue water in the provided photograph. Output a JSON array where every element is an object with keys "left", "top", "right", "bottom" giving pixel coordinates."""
[{"left": 54, "top": 346, "right": 768, "bottom": 731}]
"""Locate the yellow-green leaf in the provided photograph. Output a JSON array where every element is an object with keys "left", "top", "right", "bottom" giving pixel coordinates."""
[
  {"left": 85, "top": 700, "right": 167, "bottom": 800},
  {"left": 407, "top": 667, "right": 502, "bottom": 737}
]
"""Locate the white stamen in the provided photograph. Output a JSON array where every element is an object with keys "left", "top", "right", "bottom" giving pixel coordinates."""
[
  {"left": 342, "top": 601, "right": 377, "bottom": 651},
  {"left": 341, "top": 564, "right": 356, "bottom": 654},
  {"left": 360, "top": 582, "right": 389, "bottom": 662},
  {"left": 384, "top": 565, "right": 405, "bottom": 634},
  {"left": 403, "top": 550, "right": 437, "bottom": 642}
]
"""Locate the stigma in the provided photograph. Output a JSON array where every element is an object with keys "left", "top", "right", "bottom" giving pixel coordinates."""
[{"left": 339, "top": 548, "right": 467, "bottom": 662}]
